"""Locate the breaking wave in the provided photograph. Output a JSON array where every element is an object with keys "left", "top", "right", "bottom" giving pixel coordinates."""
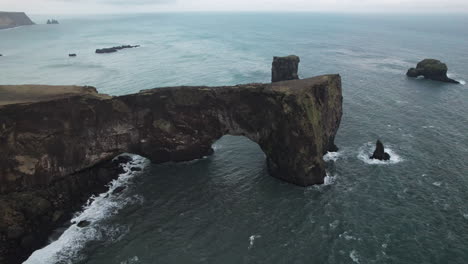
[
  {"left": 323, "top": 151, "right": 343, "bottom": 162},
  {"left": 357, "top": 142, "right": 403, "bottom": 165},
  {"left": 23, "top": 154, "right": 148, "bottom": 264}
]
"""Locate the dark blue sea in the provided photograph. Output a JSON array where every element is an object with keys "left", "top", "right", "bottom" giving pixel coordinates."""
[{"left": 1, "top": 13, "right": 467, "bottom": 264}]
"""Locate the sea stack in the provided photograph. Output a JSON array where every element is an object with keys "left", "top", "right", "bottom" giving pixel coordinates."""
[
  {"left": 272, "top": 55, "right": 300, "bottom": 82},
  {"left": 407, "top": 59, "right": 459, "bottom": 84},
  {"left": 370, "top": 140, "right": 391, "bottom": 161},
  {"left": 46, "top": 19, "right": 59, "bottom": 24}
]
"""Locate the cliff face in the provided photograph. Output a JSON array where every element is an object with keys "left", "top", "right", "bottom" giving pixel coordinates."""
[
  {"left": 0, "top": 75, "right": 342, "bottom": 193},
  {"left": 0, "top": 75, "right": 342, "bottom": 263},
  {"left": 0, "top": 12, "right": 35, "bottom": 30}
]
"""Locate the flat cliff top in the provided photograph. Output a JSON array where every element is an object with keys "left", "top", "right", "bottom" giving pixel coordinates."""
[
  {"left": 0, "top": 85, "right": 110, "bottom": 106},
  {"left": 139, "top": 74, "right": 339, "bottom": 95}
]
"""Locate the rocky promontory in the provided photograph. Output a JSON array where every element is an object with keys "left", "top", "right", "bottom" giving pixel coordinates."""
[
  {"left": 407, "top": 59, "right": 459, "bottom": 84},
  {"left": 0, "top": 75, "right": 342, "bottom": 263},
  {"left": 0, "top": 12, "right": 34, "bottom": 30}
]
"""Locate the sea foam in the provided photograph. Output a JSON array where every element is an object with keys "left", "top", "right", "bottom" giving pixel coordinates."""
[
  {"left": 323, "top": 151, "right": 343, "bottom": 162},
  {"left": 357, "top": 142, "right": 403, "bottom": 165},
  {"left": 23, "top": 154, "right": 148, "bottom": 264}
]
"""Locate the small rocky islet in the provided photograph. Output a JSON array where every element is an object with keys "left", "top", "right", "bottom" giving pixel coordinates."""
[{"left": 407, "top": 59, "right": 459, "bottom": 84}]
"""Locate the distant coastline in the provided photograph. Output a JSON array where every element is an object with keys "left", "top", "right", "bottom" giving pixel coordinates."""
[{"left": 0, "top": 11, "right": 35, "bottom": 30}]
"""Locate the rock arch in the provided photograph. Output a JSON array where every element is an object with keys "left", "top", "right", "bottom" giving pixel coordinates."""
[{"left": 0, "top": 75, "right": 342, "bottom": 194}]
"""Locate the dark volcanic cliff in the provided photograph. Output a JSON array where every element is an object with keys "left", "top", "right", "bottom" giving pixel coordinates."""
[
  {"left": 0, "top": 12, "right": 34, "bottom": 30},
  {"left": 0, "top": 75, "right": 342, "bottom": 263}
]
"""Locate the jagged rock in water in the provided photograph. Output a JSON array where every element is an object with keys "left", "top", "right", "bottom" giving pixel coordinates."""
[
  {"left": 272, "top": 55, "right": 300, "bottom": 82},
  {"left": 406, "top": 59, "right": 459, "bottom": 84},
  {"left": 370, "top": 140, "right": 391, "bottom": 161},
  {"left": 46, "top": 19, "right": 59, "bottom": 24},
  {"left": 95, "top": 45, "right": 140, "bottom": 54},
  {"left": 0, "top": 75, "right": 342, "bottom": 263}
]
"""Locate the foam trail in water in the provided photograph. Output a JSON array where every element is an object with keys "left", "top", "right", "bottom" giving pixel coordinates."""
[
  {"left": 460, "top": 80, "right": 466, "bottom": 85},
  {"left": 23, "top": 154, "right": 148, "bottom": 264},
  {"left": 248, "top": 235, "right": 261, "bottom": 250},
  {"left": 349, "top": 250, "right": 361, "bottom": 263},
  {"left": 357, "top": 142, "right": 403, "bottom": 165}
]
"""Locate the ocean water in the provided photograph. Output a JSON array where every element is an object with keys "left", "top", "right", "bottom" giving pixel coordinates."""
[{"left": 1, "top": 13, "right": 467, "bottom": 264}]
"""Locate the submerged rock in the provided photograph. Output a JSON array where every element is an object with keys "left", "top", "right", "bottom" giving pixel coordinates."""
[
  {"left": 272, "top": 55, "right": 300, "bottom": 82},
  {"left": 406, "top": 59, "right": 459, "bottom": 84},
  {"left": 69, "top": 53, "right": 76, "bottom": 57},
  {"left": 130, "top": 167, "right": 142, "bottom": 172},
  {"left": 112, "top": 186, "right": 126, "bottom": 195},
  {"left": 77, "top": 220, "right": 90, "bottom": 228},
  {"left": 370, "top": 140, "right": 391, "bottom": 161},
  {"left": 95, "top": 45, "right": 140, "bottom": 54}
]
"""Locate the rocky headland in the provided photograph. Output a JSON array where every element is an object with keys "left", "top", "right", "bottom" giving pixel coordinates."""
[
  {"left": 407, "top": 59, "right": 459, "bottom": 84},
  {"left": 0, "top": 12, "right": 34, "bottom": 30},
  {"left": 0, "top": 75, "right": 342, "bottom": 263}
]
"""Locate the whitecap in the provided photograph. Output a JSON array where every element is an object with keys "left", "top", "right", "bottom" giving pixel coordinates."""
[
  {"left": 248, "top": 235, "right": 261, "bottom": 250},
  {"left": 460, "top": 80, "right": 466, "bottom": 85},
  {"left": 329, "top": 220, "right": 340, "bottom": 230},
  {"left": 24, "top": 154, "right": 148, "bottom": 264},
  {"left": 357, "top": 142, "right": 403, "bottom": 165},
  {"left": 323, "top": 151, "right": 342, "bottom": 162},
  {"left": 339, "top": 231, "right": 358, "bottom": 241},
  {"left": 432, "top": 182, "right": 442, "bottom": 187},
  {"left": 349, "top": 250, "right": 360, "bottom": 263},
  {"left": 324, "top": 173, "right": 337, "bottom": 185},
  {"left": 121, "top": 256, "right": 140, "bottom": 264}
]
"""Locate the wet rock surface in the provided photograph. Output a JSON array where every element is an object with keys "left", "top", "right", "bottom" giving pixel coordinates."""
[
  {"left": 406, "top": 59, "right": 459, "bottom": 84},
  {"left": 272, "top": 55, "right": 300, "bottom": 82}
]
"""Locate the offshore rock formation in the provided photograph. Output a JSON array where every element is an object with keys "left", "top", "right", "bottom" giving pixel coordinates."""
[
  {"left": 96, "top": 45, "right": 140, "bottom": 54},
  {"left": 46, "top": 19, "right": 59, "bottom": 24},
  {"left": 370, "top": 140, "right": 391, "bottom": 161},
  {"left": 407, "top": 59, "right": 459, "bottom": 84},
  {"left": 0, "top": 12, "right": 35, "bottom": 30},
  {"left": 0, "top": 75, "right": 342, "bottom": 263},
  {"left": 272, "top": 55, "right": 300, "bottom": 82}
]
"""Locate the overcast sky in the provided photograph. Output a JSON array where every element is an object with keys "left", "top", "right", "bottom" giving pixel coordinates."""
[{"left": 2, "top": 0, "right": 468, "bottom": 14}]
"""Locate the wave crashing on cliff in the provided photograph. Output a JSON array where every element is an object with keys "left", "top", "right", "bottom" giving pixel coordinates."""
[
  {"left": 357, "top": 142, "right": 403, "bottom": 165},
  {"left": 23, "top": 155, "right": 148, "bottom": 264}
]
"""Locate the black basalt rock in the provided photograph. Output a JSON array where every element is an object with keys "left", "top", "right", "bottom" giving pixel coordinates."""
[
  {"left": 406, "top": 59, "right": 459, "bottom": 84},
  {"left": 95, "top": 45, "right": 140, "bottom": 54},
  {"left": 370, "top": 140, "right": 391, "bottom": 161},
  {"left": 272, "top": 55, "right": 300, "bottom": 82},
  {"left": 77, "top": 220, "right": 90, "bottom": 228}
]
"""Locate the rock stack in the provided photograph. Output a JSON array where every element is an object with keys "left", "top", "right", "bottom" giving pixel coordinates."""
[
  {"left": 272, "top": 55, "right": 300, "bottom": 82},
  {"left": 370, "top": 140, "right": 391, "bottom": 161}
]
